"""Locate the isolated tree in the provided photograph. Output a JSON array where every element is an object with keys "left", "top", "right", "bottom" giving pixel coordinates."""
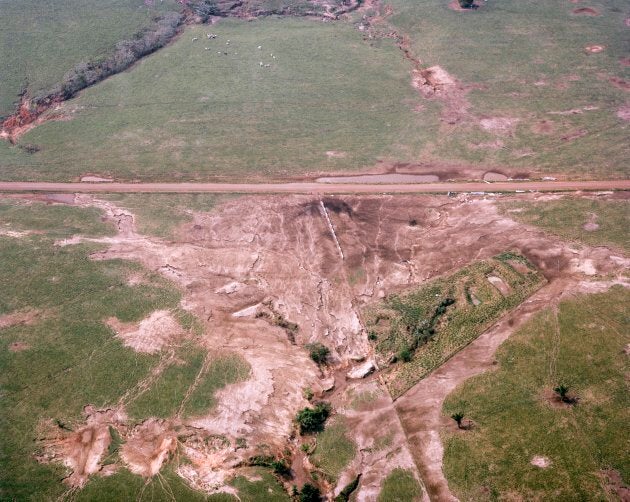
[
  {"left": 451, "top": 412, "right": 465, "bottom": 429},
  {"left": 554, "top": 384, "right": 571, "bottom": 403},
  {"left": 295, "top": 402, "right": 331, "bottom": 434},
  {"left": 459, "top": 0, "right": 474, "bottom": 8},
  {"left": 306, "top": 343, "right": 330, "bottom": 365},
  {"left": 299, "top": 483, "right": 322, "bottom": 502}
]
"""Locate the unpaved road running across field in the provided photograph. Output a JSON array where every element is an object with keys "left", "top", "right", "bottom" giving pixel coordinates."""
[{"left": 0, "top": 180, "right": 629, "bottom": 193}]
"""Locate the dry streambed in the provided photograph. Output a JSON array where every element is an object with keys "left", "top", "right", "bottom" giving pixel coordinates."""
[{"left": 26, "top": 190, "right": 629, "bottom": 499}]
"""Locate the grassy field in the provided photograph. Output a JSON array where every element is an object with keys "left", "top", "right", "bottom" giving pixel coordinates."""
[
  {"left": 364, "top": 253, "right": 545, "bottom": 398},
  {"left": 377, "top": 468, "right": 423, "bottom": 502},
  {"left": 0, "top": 18, "right": 431, "bottom": 181},
  {"left": 442, "top": 286, "right": 630, "bottom": 500},
  {"left": 310, "top": 417, "right": 356, "bottom": 482},
  {"left": 378, "top": 0, "right": 630, "bottom": 178},
  {"left": 0, "top": 0, "right": 181, "bottom": 119},
  {"left": 0, "top": 198, "right": 247, "bottom": 500},
  {"left": 501, "top": 197, "right": 630, "bottom": 254}
]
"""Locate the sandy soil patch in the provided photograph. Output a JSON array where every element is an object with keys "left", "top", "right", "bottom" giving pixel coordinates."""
[
  {"left": 487, "top": 275, "right": 511, "bottom": 295},
  {"left": 483, "top": 171, "right": 508, "bottom": 182},
  {"left": 530, "top": 455, "right": 552, "bottom": 468},
  {"left": 0, "top": 229, "right": 33, "bottom": 238},
  {"left": 572, "top": 7, "right": 599, "bottom": 15},
  {"left": 325, "top": 151, "right": 347, "bottom": 159},
  {"left": 120, "top": 419, "right": 177, "bottom": 477},
  {"left": 609, "top": 77, "right": 630, "bottom": 91},
  {"left": 317, "top": 173, "right": 440, "bottom": 183},
  {"left": 36, "top": 406, "right": 125, "bottom": 488},
  {"left": 80, "top": 176, "right": 113, "bottom": 183},
  {"left": 561, "top": 129, "right": 588, "bottom": 141},
  {"left": 600, "top": 470, "right": 630, "bottom": 501},
  {"left": 8, "top": 341, "right": 30, "bottom": 352},
  {"left": 585, "top": 45, "right": 605, "bottom": 53},
  {"left": 480, "top": 117, "right": 520, "bottom": 135},
  {"left": 0, "top": 308, "right": 41, "bottom": 329},
  {"left": 107, "top": 310, "right": 184, "bottom": 354},
  {"left": 531, "top": 119, "right": 555, "bottom": 135},
  {"left": 582, "top": 213, "right": 599, "bottom": 231},
  {"left": 412, "top": 66, "right": 470, "bottom": 125},
  {"left": 617, "top": 104, "right": 630, "bottom": 121}
]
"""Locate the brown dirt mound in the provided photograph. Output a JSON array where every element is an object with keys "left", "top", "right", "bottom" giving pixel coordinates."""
[
  {"left": 106, "top": 310, "right": 184, "bottom": 354},
  {"left": 600, "top": 470, "right": 630, "bottom": 501},
  {"left": 572, "top": 7, "right": 599, "bottom": 16},
  {"left": 483, "top": 171, "right": 508, "bottom": 182},
  {"left": 35, "top": 406, "right": 125, "bottom": 487},
  {"left": 120, "top": 419, "right": 177, "bottom": 477},
  {"left": 531, "top": 120, "right": 555, "bottom": 135}
]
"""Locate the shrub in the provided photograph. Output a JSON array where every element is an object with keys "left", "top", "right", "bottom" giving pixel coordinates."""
[
  {"left": 459, "top": 0, "right": 474, "bottom": 7},
  {"left": 299, "top": 483, "right": 322, "bottom": 502},
  {"left": 335, "top": 474, "right": 361, "bottom": 501},
  {"left": 296, "top": 402, "right": 331, "bottom": 434},
  {"left": 451, "top": 412, "right": 465, "bottom": 429},
  {"left": 306, "top": 343, "right": 330, "bottom": 365},
  {"left": 271, "top": 459, "right": 292, "bottom": 477},
  {"left": 399, "top": 347, "right": 412, "bottom": 363}
]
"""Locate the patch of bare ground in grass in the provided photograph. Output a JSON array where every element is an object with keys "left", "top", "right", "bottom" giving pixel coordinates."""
[
  {"left": 36, "top": 406, "right": 126, "bottom": 488},
  {"left": 106, "top": 310, "right": 185, "bottom": 354},
  {"left": 0, "top": 308, "right": 42, "bottom": 329},
  {"left": 572, "top": 7, "right": 600, "bottom": 16}
]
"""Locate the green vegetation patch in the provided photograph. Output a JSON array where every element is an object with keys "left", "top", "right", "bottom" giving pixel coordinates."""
[
  {"left": 0, "top": 0, "right": 181, "bottom": 118},
  {"left": 229, "top": 467, "right": 291, "bottom": 501},
  {"left": 377, "top": 468, "right": 423, "bottom": 502},
  {"left": 380, "top": 0, "right": 630, "bottom": 177},
  {"left": 501, "top": 197, "right": 630, "bottom": 253},
  {"left": 364, "top": 253, "right": 545, "bottom": 398},
  {"left": 442, "top": 286, "right": 630, "bottom": 501},
  {"left": 1, "top": 18, "right": 430, "bottom": 181},
  {"left": 310, "top": 418, "right": 357, "bottom": 482},
  {"left": 104, "top": 193, "right": 236, "bottom": 239}
]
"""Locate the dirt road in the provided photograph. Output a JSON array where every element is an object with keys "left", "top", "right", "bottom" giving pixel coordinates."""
[{"left": 0, "top": 180, "right": 629, "bottom": 193}]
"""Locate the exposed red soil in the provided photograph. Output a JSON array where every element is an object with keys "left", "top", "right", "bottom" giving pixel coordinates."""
[
  {"left": 35, "top": 406, "right": 126, "bottom": 487},
  {"left": 600, "top": 469, "right": 630, "bottom": 501},
  {"left": 0, "top": 98, "right": 65, "bottom": 143},
  {"left": 106, "top": 310, "right": 185, "bottom": 354},
  {"left": 531, "top": 119, "right": 555, "bottom": 135},
  {"left": 572, "top": 7, "right": 599, "bottom": 16},
  {"left": 8, "top": 341, "right": 30, "bottom": 352},
  {"left": 610, "top": 76, "right": 630, "bottom": 91},
  {"left": 561, "top": 129, "right": 588, "bottom": 141},
  {"left": 617, "top": 104, "right": 630, "bottom": 121},
  {"left": 620, "top": 57, "right": 630, "bottom": 67},
  {"left": 0, "top": 308, "right": 41, "bottom": 329},
  {"left": 120, "top": 419, "right": 178, "bottom": 477}
]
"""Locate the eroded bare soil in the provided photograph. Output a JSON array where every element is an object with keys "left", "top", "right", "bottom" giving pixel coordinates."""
[{"left": 21, "top": 190, "right": 629, "bottom": 499}]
